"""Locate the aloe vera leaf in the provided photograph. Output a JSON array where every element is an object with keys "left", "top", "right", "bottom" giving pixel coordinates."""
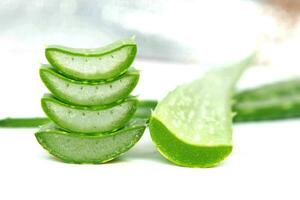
[
  {"left": 40, "top": 66, "right": 139, "bottom": 106},
  {"left": 41, "top": 95, "right": 138, "bottom": 133},
  {"left": 233, "top": 79, "right": 300, "bottom": 122},
  {"left": 35, "top": 120, "right": 146, "bottom": 164},
  {"left": 235, "top": 78, "right": 300, "bottom": 102},
  {"left": 234, "top": 96, "right": 300, "bottom": 122},
  {"left": 0, "top": 117, "right": 49, "bottom": 128},
  {"left": 45, "top": 38, "right": 137, "bottom": 81},
  {"left": 149, "top": 55, "right": 254, "bottom": 167}
]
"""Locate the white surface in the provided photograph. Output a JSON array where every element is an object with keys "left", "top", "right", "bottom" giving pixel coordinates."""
[{"left": 0, "top": 59, "right": 300, "bottom": 200}]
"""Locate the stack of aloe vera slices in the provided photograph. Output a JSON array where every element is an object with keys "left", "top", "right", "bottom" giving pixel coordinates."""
[{"left": 36, "top": 38, "right": 146, "bottom": 164}]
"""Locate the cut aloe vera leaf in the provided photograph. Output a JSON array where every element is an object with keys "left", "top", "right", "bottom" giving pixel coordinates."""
[
  {"left": 0, "top": 117, "right": 49, "bottom": 128},
  {"left": 45, "top": 38, "right": 137, "bottom": 80},
  {"left": 41, "top": 95, "right": 138, "bottom": 133},
  {"left": 40, "top": 66, "right": 139, "bottom": 106},
  {"left": 35, "top": 120, "right": 146, "bottom": 164},
  {"left": 149, "top": 55, "right": 254, "bottom": 167}
]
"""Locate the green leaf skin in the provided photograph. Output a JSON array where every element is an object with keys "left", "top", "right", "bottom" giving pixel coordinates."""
[
  {"left": 40, "top": 66, "right": 139, "bottom": 106},
  {"left": 35, "top": 120, "right": 146, "bottom": 164},
  {"left": 149, "top": 55, "right": 254, "bottom": 168},
  {"left": 45, "top": 38, "right": 137, "bottom": 81},
  {"left": 41, "top": 95, "right": 138, "bottom": 133}
]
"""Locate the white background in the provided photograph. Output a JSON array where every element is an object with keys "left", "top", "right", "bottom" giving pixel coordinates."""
[{"left": 1, "top": 0, "right": 300, "bottom": 199}]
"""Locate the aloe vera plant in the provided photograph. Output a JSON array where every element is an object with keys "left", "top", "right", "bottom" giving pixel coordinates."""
[
  {"left": 40, "top": 66, "right": 139, "bottom": 106},
  {"left": 149, "top": 55, "right": 255, "bottom": 167},
  {"left": 45, "top": 38, "right": 137, "bottom": 80},
  {"left": 36, "top": 119, "right": 146, "bottom": 163}
]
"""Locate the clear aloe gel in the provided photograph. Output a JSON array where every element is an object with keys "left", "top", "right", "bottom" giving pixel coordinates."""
[
  {"left": 40, "top": 66, "right": 139, "bottom": 106},
  {"left": 149, "top": 55, "right": 255, "bottom": 167},
  {"left": 41, "top": 95, "right": 138, "bottom": 133},
  {"left": 45, "top": 38, "right": 137, "bottom": 81},
  {"left": 35, "top": 120, "right": 146, "bottom": 164}
]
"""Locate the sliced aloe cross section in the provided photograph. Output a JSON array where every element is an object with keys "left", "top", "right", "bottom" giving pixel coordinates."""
[
  {"left": 41, "top": 95, "right": 138, "bottom": 133},
  {"left": 40, "top": 66, "right": 139, "bottom": 106},
  {"left": 45, "top": 38, "right": 137, "bottom": 81},
  {"left": 149, "top": 55, "right": 255, "bottom": 167},
  {"left": 35, "top": 119, "right": 146, "bottom": 163}
]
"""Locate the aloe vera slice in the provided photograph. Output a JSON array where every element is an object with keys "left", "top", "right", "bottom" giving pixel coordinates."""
[
  {"left": 149, "top": 55, "right": 254, "bottom": 167},
  {"left": 40, "top": 66, "right": 139, "bottom": 106},
  {"left": 45, "top": 38, "right": 137, "bottom": 80},
  {"left": 35, "top": 120, "right": 146, "bottom": 163},
  {"left": 41, "top": 95, "right": 138, "bottom": 133}
]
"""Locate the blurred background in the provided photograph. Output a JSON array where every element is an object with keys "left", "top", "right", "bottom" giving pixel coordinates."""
[{"left": 1, "top": 0, "right": 300, "bottom": 116}]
